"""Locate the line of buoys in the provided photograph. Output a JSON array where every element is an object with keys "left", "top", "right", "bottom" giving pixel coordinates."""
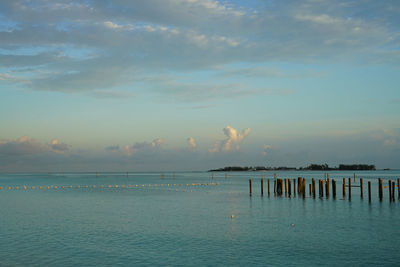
[{"left": 0, "top": 182, "right": 218, "bottom": 192}]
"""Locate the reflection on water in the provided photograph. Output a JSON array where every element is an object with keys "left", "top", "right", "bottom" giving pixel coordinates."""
[{"left": 0, "top": 170, "right": 399, "bottom": 266}]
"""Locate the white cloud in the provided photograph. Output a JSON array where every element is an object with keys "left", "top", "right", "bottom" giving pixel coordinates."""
[
  {"left": 187, "top": 137, "right": 197, "bottom": 151},
  {"left": 112, "top": 138, "right": 165, "bottom": 157},
  {"left": 49, "top": 138, "right": 69, "bottom": 152},
  {"left": 209, "top": 126, "right": 250, "bottom": 153},
  {"left": 0, "top": 136, "right": 69, "bottom": 157},
  {"left": 103, "top": 21, "right": 123, "bottom": 30},
  {"left": 295, "top": 14, "right": 344, "bottom": 25}
]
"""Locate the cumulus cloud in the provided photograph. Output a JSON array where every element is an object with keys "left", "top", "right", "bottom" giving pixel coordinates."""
[
  {"left": 221, "top": 126, "right": 250, "bottom": 151},
  {"left": 209, "top": 126, "right": 250, "bottom": 153},
  {"left": 0, "top": 136, "right": 69, "bottom": 158},
  {"left": 49, "top": 138, "right": 69, "bottom": 152},
  {"left": 108, "top": 138, "right": 166, "bottom": 157},
  {"left": 187, "top": 137, "right": 197, "bottom": 151}
]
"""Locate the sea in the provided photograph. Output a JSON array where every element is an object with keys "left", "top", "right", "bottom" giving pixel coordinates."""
[{"left": 0, "top": 170, "right": 399, "bottom": 266}]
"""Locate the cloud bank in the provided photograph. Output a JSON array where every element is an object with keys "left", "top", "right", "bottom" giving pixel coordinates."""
[{"left": 0, "top": 0, "right": 399, "bottom": 100}]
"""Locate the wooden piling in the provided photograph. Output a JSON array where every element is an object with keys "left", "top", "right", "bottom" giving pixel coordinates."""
[
  {"left": 389, "top": 180, "right": 392, "bottom": 201},
  {"left": 293, "top": 179, "right": 296, "bottom": 197},
  {"left": 319, "top": 180, "right": 323, "bottom": 198},
  {"left": 277, "top": 179, "right": 280, "bottom": 195},
  {"left": 249, "top": 179, "right": 252, "bottom": 196},
  {"left": 368, "top": 181, "right": 371, "bottom": 202},
  {"left": 327, "top": 178, "right": 330, "bottom": 197},
  {"left": 284, "top": 179, "right": 287, "bottom": 195},
  {"left": 398, "top": 178, "right": 400, "bottom": 200},
  {"left": 343, "top": 178, "right": 346, "bottom": 197},
  {"left": 378, "top": 178, "right": 383, "bottom": 201},
  {"left": 348, "top": 178, "right": 351, "bottom": 200},
  {"left": 302, "top": 179, "right": 306, "bottom": 198},
  {"left": 392, "top": 181, "right": 395, "bottom": 202},
  {"left": 274, "top": 179, "right": 276, "bottom": 194},
  {"left": 261, "top": 178, "right": 264, "bottom": 196},
  {"left": 325, "top": 179, "right": 329, "bottom": 198},
  {"left": 297, "top": 178, "right": 301, "bottom": 194},
  {"left": 309, "top": 184, "right": 312, "bottom": 196},
  {"left": 332, "top": 179, "right": 336, "bottom": 198},
  {"left": 268, "top": 179, "right": 270, "bottom": 196},
  {"left": 360, "top": 178, "right": 363, "bottom": 198},
  {"left": 288, "top": 179, "right": 291, "bottom": 197},
  {"left": 312, "top": 178, "right": 316, "bottom": 198}
]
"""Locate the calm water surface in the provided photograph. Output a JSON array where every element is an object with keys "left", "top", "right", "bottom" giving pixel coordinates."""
[{"left": 0, "top": 171, "right": 399, "bottom": 266}]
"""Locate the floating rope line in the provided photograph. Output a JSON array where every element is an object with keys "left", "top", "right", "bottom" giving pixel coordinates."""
[{"left": 0, "top": 183, "right": 219, "bottom": 191}]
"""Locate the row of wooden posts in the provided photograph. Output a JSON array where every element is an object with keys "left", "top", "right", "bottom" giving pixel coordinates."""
[{"left": 249, "top": 177, "right": 400, "bottom": 202}]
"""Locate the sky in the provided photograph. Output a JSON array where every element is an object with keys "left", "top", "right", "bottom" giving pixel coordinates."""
[{"left": 0, "top": 0, "right": 399, "bottom": 172}]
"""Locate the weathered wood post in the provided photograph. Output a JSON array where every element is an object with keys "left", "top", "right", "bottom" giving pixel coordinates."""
[
  {"left": 319, "top": 180, "right": 323, "bottom": 198},
  {"left": 348, "top": 178, "right": 351, "bottom": 200},
  {"left": 277, "top": 179, "right": 280, "bottom": 195},
  {"left": 288, "top": 179, "right": 292, "bottom": 197},
  {"left": 360, "top": 178, "right": 363, "bottom": 198},
  {"left": 398, "top": 178, "right": 400, "bottom": 200},
  {"left": 293, "top": 179, "right": 296, "bottom": 197},
  {"left": 284, "top": 179, "right": 287, "bottom": 195},
  {"left": 309, "top": 184, "right": 312, "bottom": 196},
  {"left": 332, "top": 179, "right": 336, "bottom": 198},
  {"left": 268, "top": 179, "right": 270, "bottom": 196},
  {"left": 343, "top": 178, "right": 346, "bottom": 197},
  {"left": 325, "top": 179, "right": 329, "bottom": 198},
  {"left": 378, "top": 178, "right": 383, "bottom": 201},
  {"left": 389, "top": 180, "right": 392, "bottom": 201},
  {"left": 326, "top": 178, "right": 330, "bottom": 197},
  {"left": 274, "top": 179, "right": 276, "bottom": 194},
  {"left": 312, "top": 178, "right": 316, "bottom": 198},
  {"left": 368, "top": 181, "right": 371, "bottom": 202},
  {"left": 249, "top": 179, "right": 252, "bottom": 196},
  {"left": 392, "top": 181, "right": 395, "bottom": 202},
  {"left": 297, "top": 177, "right": 300, "bottom": 194},
  {"left": 261, "top": 178, "right": 264, "bottom": 196},
  {"left": 302, "top": 179, "right": 306, "bottom": 198}
]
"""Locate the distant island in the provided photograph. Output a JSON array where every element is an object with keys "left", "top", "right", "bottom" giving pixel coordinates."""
[{"left": 209, "top": 164, "right": 376, "bottom": 172}]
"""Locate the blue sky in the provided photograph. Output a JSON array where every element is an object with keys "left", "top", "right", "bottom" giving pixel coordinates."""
[{"left": 0, "top": 0, "right": 399, "bottom": 171}]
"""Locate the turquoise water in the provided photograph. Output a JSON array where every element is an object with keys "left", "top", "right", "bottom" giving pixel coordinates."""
[{"left": 0, "top": 171, "right": 399, "bottom": 266}]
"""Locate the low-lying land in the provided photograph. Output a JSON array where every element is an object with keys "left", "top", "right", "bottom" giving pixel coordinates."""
[{"left": 209, "top": 164, "right": 376, "bottom": 172}]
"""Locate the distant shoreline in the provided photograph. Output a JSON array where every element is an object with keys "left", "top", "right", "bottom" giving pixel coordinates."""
[{"left": 209, "top": 164, "right": 377, "bottom": 172}]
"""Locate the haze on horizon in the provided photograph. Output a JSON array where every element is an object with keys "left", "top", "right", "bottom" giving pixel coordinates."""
[{"left": 0, "top": 0, "right": 399, "bottom": 172}]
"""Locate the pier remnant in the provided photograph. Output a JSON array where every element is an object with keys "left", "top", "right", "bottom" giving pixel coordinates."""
[
  {"left": 368, "top": 181, "right": 371, "bottom": 202},
  {"left": 261, "top": 178, "right": 264, "bottom": 196},
  {"left": 348, "top": 178, "right": 351, "bottom": 200},
  {"left": 249, "top": 179, "right": 252, "bottom": 196},
  {"left": 312, "top": 178, "right": 316, "bottom": 198},
  {"left": 343, "top": 178, "right": 346, "bottom": 197},
  {"left": 332, "top": 179, "right": 336, "bottom": 198},
  {"left": 379, "top": 178, "right": 383, "bottom": 201}
]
